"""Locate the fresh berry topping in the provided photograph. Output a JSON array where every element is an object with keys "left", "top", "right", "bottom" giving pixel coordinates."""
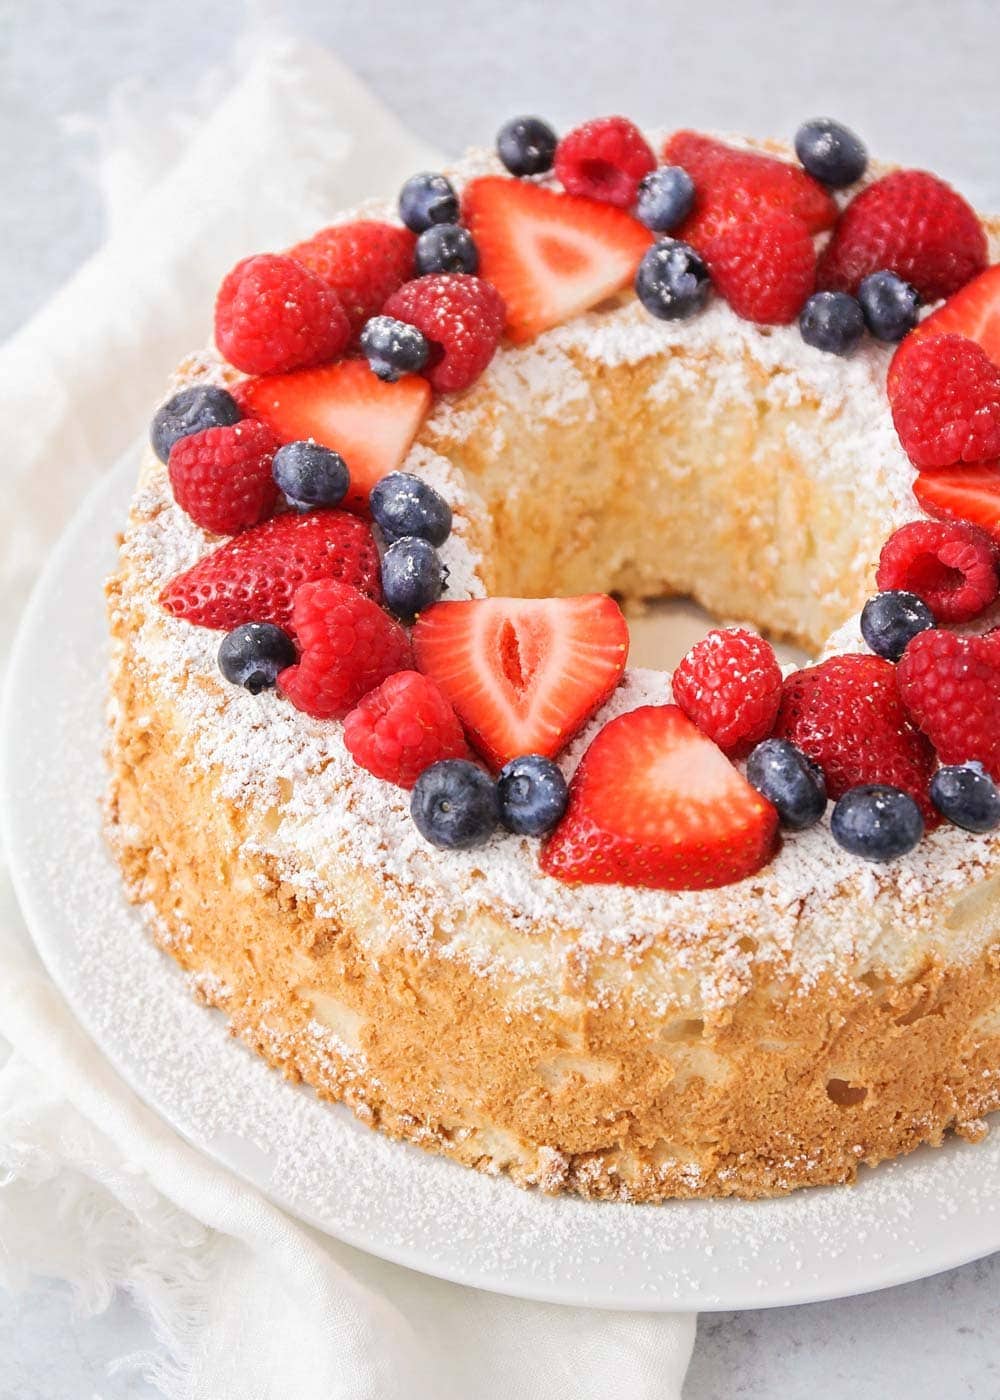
[
  {"left": 860, "top": 591, "right": 935, "bottom": 661},
  {"left": 745, "top": 738, "right": 827, "bottom": 831},
  {"left": 930, "top": 762, "right": 1000, "bottom": 833},
  {"left": 159, "top": 510, "right": 381, "bottom": 633},
  {"left": 671, "top": 627, "right": 783, "bottom": 757},
  {"left": 410, "top": 758, "right": 500, "bottom": 850},
  {"left": 359, "top": 315, "right": 430, "bottom": 382},
  {"left": 888, "top": 334, "right": 1000, "bottom": 470},
  {"left": 167, "top": 421, "right": 279, "bottom": 535},
  {"left": 540, "top": 705, "right": 779, "bottom": 891},
  {"left": 272, "top": 441, "right": 349, "bottom": 512},
  {"left": 496, "top": 116, "right": 558, "bottom": 177},
  {"left": 635, "top": 166, "right": 695, "bottom": 232},
  {"left": 236, "top": 359, "right": 431, "bottom": 510},
  {"left": 798, "top": 291, "right": 865, "bottom": 355},
  {"left": 287, "top": 221, "right": 415, "bottom": 338},
  {"left": 399, "top": 173, "right": 460, "bottom": 233},
  {"left": 857, "top": 271, "right": 920, "bottom": 343},
  {"left": 382, "top": 273, "right": 505, "bottom": 393},
  {"left": 217, "top": 622, "right": 296, "bottom": 694},
  {"left": 554, "top": 116, "right": 655, "bottom": 208},
  {"left": 413, "top": 594, "right": 629, "bottom": 770},
  {"left": 773, "top": 654, "right": 938, "bottom": 822},
  {"left": 913, "top": 464, "right": 1000, "bottom": 545},
  {"left": 634, "top": 238, "right": 711, "bottom": 321},
  {"left": 214, "top": 254, "right": 350, "bottom": 376},
  {"left": 876, "top": 519, "right": 999, "bottom": 623},
  {"left": 380, "top": 536, "right": 447, "bottom": 622},
  {"left": 414, "top": 224, "right": 479, "bottom": 276},
  {"left": 369, "top": 471, "right": 452, "bottom": 546},
  {"left": 462, "top": 176, "right": 651, "bottom": 343},
  {"left": 794, "top": 118, "right": 867, "bottom": 188},
  {"left": 817, "top": 170, "right": 987, "bottom": 301},
  {"left": 896, "top": 628, "right": 1000, "bottom": 779},
  {"left": 704, "top": 211, "right": 815, "bottom": 326},
  {"left": 343, "top": 670, "right": 469, "bottom": 788},
  {"left": 277, "top": 578, "right": 412, "bottom": 720},
  {"left": 151, "top": 385, "right": 242, "bottom": 464},
  {"left": 830, "top": 785, "right": 924, "bottom": 862},
  {"left": 497, "top": 754, "right": 569, "bottom": 836},
  {"left": 889, "top": 264, "right": 1000, "bottom": 395}
]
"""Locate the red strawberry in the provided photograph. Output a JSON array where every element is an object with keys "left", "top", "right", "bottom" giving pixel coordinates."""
[
  {"left": 167, "top": 421, "right": 279, "bottom": 535},
  {"left": 343, "top": 669, "right": 470, "bottom": 787},
  {"left": 279, "top": 579, "right": 412, "bottom": 720},
  {"left": 554, "top": 116, "right": 655, "bottom": 208},
  {"left": 159, "top": 510, "right": 381, "bottom": 632},
  {"left": 382, "top": 274, "right": 506, "bottom": 393},
  {"left": 889, "top": 263, "right": 1000, "bottom": 396},
  {"left": 672, "top": 628, "right": 783, "bottom": 756},
  {"left": 888, "top": 334, "right": 1000, "bottom": 470},
  {"left": 703, "top": 210, "right": 815, "bottom": 325},
  {"left": 412, "top": 595, "right": 629, "bottom": 770},
  {"left": 288, "top": 220, "right": 416, "bottom": 337},
  {"left": 540, "top": 704, "right": 779, "bottom": 891},
  {"left": 462, "top": 176, "right": 652, "bottom": 344},
  {"left": 817, "top": 170, "right": 987, "bottom": 301},
  {"left": 876, "top": 519, "right": 999, "bottom": 623},
  {"left": 235, "top": 359, "right": 431, "bottom": 509},
  {"left": 897, "top": 628, "right": 1000, "bottom": 780},
  {"left": 214, "top": 254, "right": 350, "bottom": 376},
  {"left": 913, "top": 464, "right": 1000, "bottom": 544}
]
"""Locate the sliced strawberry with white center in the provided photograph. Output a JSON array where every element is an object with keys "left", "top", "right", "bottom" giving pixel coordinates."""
[
  {"left": 412, "top": 594, "right": 629, "bottom": 770},
  {"left": 462, "top": 176, "right": 652, "bottom": 344},
  {"left": 889, "top": 264, "right": 1000, "bottom": 395},
  {"left": 540, "top": 704, "right": 779, "bottom": 891},
  {"left": 913, "top": 463, "right": 1000, "bottom": 542}
]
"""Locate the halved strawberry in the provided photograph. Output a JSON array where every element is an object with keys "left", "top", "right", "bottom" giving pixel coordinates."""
[
  {"left": 235, "top": 359, "right": 431, "bottom": 509},
  {"left": 462, "top": 177, "right": 652, "bottom": 344},
  {"left": 412, "top": 595, "right": 629, "bottom": 770},
  {"left": 913, "top": 464, "right": 1000, "bottom": 543},
  {"left": 889, "top": 263, "right": 1000, "bottom": 396},
  {"left": 540, "top": 704, "right": 779, "bottom": 891}
]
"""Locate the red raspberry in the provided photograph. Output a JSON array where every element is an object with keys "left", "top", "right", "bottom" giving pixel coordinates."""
[
  {"left": 288, "top": 221, "right": 416, "bottom": 337},
  {"left": 888, "top": 335, "right": 1000, "bottom": 470},
  {"left": 773, "top": 654, "right": 938, "bottom": 823},
  {"left": 703, "top": 211, "right": 816, "bottom": 325},
  {"left": 343, "top": 669, "right": 469, "bottom": 787},
  {"left": 382, "top": 274, "right": 506, "bottom": 393},
  {"left": 897, "top": 628, "right": 1000, "bottom": 779},
  {"left": 554, "top": 116, "right": 656, "bottom": 208},
  {"left": 214, "top": 254, "right": 350, "bottom": 376},
  {"left": 877, "top": 519, "right": 999, "bottom": 623},
  {"left": 278, "top": 579, "right": 412, "bottom": 720},
  {"left": 167, "top": 421, "right": 279, "bottom": 535},
  {"left": 817, "top": 170, "right": 987, "bottom": 301},
  {"left": 672, "top": 627, "right": 783, "bottom": 757}
]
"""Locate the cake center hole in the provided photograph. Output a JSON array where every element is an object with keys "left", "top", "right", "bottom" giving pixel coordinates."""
[{"left": 626, "top": 598, "right": 810, "bottom": 672}]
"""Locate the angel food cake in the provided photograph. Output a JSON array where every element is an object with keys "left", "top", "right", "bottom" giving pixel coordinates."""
[{"left": 106, "top": 115, "right": 1000, "bottom": 1201}]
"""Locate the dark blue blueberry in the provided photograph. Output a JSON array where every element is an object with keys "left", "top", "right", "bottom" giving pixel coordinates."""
[
  {"left": 411, "top": 759, "right": 500, "bottom": 849},
  {"left": 930, "top": 762, "right": 1000, "bottom": 833},
  {"left": 497, "top": 755, "right": 569, "bottom": 836},
  {"left": 414, "top": 223, "right": 479, "bottom": 275},
  {"left": 635, "top": 166, "right": 695, "bottom": 232},
  {"left": 151, "top": 385, "right": 241, "bottom": 463},
  {"left": 370, "top": 471, "right": 452, "bottom": 546},
  {"left": 496, "top": 115, "right": 558, "bottom": 177},
  {"left": 381, "top": 536, "right": 447, "bottom": 621},
  {"left": 830, "top": 785, "right": 924, "bottom": 862},
  {"left": 745, "top": 739, "right": 827, "bottom": 831},
  {"left": 398, "top": 172, "right": 459, "bottom": 233},
  {"left": 218, "top": 623, "right": 296, "bottom": 695},
  {"left": 635, "top": 239, "right": 711, "bottom": 321},
  {"left": 860, "top": 590, "right": 935, "bottom": 662},
  {"left": 272, "top": 440, "right": 349, "bottom": 511},
  {"left": 794, "top": 118, "right": 868, "bottom": 188},
  {"left": 858, "top": 271, "right": 921, "bottom": 343},
  {"left": 359, "top": 315, "right": 430, "bottom": 383},
  {"left": 799, "top": 291, "right": 865, "bottom": 355}
]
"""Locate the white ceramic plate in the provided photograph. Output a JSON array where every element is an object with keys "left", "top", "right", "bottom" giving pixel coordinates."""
[{"left": 3, "top": 452, "right": 1000, "bottom": 1313}]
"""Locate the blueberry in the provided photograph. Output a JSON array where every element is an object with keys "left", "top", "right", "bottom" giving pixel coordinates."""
[
  {"left": 414, "top": 223, "right": 479, "bottom": 275},
  {"left": 745, "top": 739, "right": 827, "bottom": 831},
  {"left": 496, "top": 116, "right": 558, "bottom": 177},
  {"left": 860, "top": 590, "right": 935, "bottom": 662},
  {"left": 218, "top": 623, "right": 296, "bottom": 695},
  {"left": 635, "top": 166, "right": 695, "bottom": 232},
  {"left": 398, "top": 172, "right": 459, "bottom": 233},
  {"left": 370, "top": 471, "right": 452, "bottom": 546},
  {"left": 151, "top": 385, "right": 241, "bottom": 463},
  {"left": 799, "top": 291, "right": 865, "bottom": 355},
  {"left": 497, "top": 754, "right": 569, "bottom": 836},
  {"left": 930, "top": 762, "right": 1000, "bottom": 833},
  {"left": 272, "top": 441, "right": 349, "bottom": 510},
  {"left": 381, "top": 536, "right": 447, "bottom": 621},
  {"left": 635, "top": 239, "right": 711, "bottom": 321},
  {"left": 359, "top": 315, "right": 430, "bottom": 382},
  {"left": 858, "top": 271, "right": 920, "bottom": 343},
  {"left": 830, "top": 785, "right": 924, "bottom": 862},
  {"left": 411, "top": 759, "right": 500, "bottom": 849},
  {"left": 794, "top": 118, "right": 868, "bottom": 188}
]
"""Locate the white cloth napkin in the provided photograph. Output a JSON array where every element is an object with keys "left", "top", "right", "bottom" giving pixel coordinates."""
[{"left": 0, "top": 34, "right": 696, "bottom": 1400}]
